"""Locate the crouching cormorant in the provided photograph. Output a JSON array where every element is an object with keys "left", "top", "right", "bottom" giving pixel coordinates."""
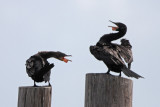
[
  {"left": 26, "top": 51, "right": 71, "bottom": 86},
  {"left": 90, "top": 20, "right": 143, "bottom": 79}
]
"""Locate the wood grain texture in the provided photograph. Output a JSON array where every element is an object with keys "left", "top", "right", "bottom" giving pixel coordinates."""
[
  {"left": 18, "top": 86, "right": 52, "bottom": 107},
  {"left": 84, "top": 73, "right": 133, "bottom": 107}
]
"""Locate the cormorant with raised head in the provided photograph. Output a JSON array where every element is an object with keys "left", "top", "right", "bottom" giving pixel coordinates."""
[
  {"left": 26, "top": 51, "right": 72, "bottom": 86},
  {"left": 90, "top": 21, "right": 143, "bottom": 79}
]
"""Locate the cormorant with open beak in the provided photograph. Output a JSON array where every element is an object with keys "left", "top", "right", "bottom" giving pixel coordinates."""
[
  {"left": 26, "top": 51, "right": 72, "bottom": 86},
  {"left": 90, "top": 21, "right": 143, "bottom": 79}
]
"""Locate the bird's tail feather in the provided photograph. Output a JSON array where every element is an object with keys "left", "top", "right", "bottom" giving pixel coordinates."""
[{"left": 122, "top": 66, "right": 144, "bottom": 79}]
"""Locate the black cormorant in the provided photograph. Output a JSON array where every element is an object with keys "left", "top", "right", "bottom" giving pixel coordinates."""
[
  {"left": 26, "top": 51, "right": 71, "bottom": 86},
  {"left": 90, "top": 21, "right": 143, "bottom": 79}
]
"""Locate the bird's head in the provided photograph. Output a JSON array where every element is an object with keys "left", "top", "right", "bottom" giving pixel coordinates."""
[
  {"left": 56, "top": 51, "right": 72, "bottom": 63},
  {"left": 108, "top": 20, "right": 127, "bottom": 33}
]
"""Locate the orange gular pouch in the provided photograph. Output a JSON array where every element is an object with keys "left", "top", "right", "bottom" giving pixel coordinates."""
[
  {"left": 108, "top": 26, "right": 118, "bottom": 31},
  {"left": 62, "top": 57, "right": 72, "bottom": 63},
  {"left": 112, "top": 27, "right": 118, "bottom": 31}
]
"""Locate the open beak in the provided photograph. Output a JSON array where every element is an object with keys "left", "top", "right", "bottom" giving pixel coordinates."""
[
  {"left": 108, "top": 26, "right": 118, "bottom": 31},
  {"left": 62, "top": 55, "right": 72, "bottom": 63},
  {"left": 108, "top": 20, "right": 119, "bottom": 31}
]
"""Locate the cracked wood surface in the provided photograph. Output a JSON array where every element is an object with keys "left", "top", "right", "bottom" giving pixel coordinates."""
[{"left": 18, "top": 86, "right": 52, "bottom": 107}]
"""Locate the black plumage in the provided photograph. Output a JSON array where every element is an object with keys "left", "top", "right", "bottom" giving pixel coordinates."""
[
  {"left": 90, "top": 21, "right": 143, "bottom": 79},
  {"left": 26, "top": 51, "right": 71, "bottom": 86}
]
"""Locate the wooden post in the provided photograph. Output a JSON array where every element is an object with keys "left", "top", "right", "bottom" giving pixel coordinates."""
[
  {"left": 18, "top": 86, "right": 52, "bottom": 107},
  {"left": 84, "top": 73, "right": 133, "bottom": 107}
]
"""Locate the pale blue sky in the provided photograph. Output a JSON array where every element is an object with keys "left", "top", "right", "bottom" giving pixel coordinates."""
[{"left": 0, "top": 0, "right": 160, "bottom": 107}]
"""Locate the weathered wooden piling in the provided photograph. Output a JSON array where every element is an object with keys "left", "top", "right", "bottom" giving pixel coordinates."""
[
  {"left": 18, "top": 86, "right": 52, "bottom": 107},
  {"left": 84, "top": 73, "right": 133, "bottom": 107}
]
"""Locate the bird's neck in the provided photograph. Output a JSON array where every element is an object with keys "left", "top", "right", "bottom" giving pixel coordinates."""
[
  {"left": 99, "top": 30, "right": 127, "bottom": 44},
  {"left": 38, "top": 51, "right": 59, "bottom": 59},
  {"left": 111, "top": 30, "right": 126, "bottom": 41}
]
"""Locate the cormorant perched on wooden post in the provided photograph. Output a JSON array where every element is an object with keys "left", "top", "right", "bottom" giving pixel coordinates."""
[
  {"left": 90, "top": 21, "right": 143, "bottom": 79},
  {"left": 25, "top": 51, "right": 72, "bottom": 86}
]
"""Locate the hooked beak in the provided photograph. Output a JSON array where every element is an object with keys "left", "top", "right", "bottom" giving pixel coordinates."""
[{"left": 108, "top": 20, "right": 119, "bottom": 31}]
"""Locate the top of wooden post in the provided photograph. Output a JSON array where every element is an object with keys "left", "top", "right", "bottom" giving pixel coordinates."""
[
  {"left": 19, "top": 86, "right": 52, "bottom": 89},
  {"left": 86, "top": 73, "right": 133, "bottom": 82}
]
